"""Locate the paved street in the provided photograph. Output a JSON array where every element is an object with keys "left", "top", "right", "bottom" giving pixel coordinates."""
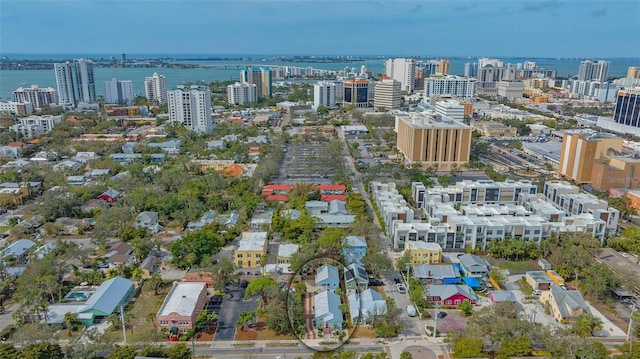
[{"left": 213, "top": 285, "right": 259, "bottom": 341}]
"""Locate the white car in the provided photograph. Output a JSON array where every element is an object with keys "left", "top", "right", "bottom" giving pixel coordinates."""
[{"left": 396, "top": 283, "right": 406, "bottom": 293}]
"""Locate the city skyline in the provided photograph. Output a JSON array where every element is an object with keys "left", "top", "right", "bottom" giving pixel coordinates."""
[{"left": 1, "top": 1, "right": 639, "bottom": 58}]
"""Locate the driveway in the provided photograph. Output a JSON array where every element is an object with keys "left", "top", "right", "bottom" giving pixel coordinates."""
[
  {"left": 504, "top": 275, "right": 563, "bottom": 328},
  {"left": 213, "top": 285, "right": 259, "bottom": 341},
  {"left": 381, "top": 271, "right": 422, "bottom": 337}
]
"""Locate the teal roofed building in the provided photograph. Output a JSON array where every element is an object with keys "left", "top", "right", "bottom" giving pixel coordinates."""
[{"left": 77, "top": 276, "right": 135, "bottom": 325}]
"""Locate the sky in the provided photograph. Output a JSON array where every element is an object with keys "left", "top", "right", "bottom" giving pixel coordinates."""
[{"left": 1, "top": 0, "right": 639, "bottom": 58}]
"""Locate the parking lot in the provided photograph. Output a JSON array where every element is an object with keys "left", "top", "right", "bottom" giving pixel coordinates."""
[
  {"left": 213, "top": 284, "right": 260, "bottom": 341},
  {"left": 274, "top": 142, "right": 336, "bottom": 184}
]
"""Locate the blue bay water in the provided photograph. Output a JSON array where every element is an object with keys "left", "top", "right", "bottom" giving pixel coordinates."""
[{"left": 1, "top": 55, "right": 638, "bottom": 101}]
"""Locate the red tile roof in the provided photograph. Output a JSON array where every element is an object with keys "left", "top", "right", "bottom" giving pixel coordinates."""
[
  {"left": 264, "top": 184, "right": 293, "bottom": 191},
  {"left": 7, "top": 142, "right": 26, "bottom": 148},
  {"left": 320, "top": 184, "right": 346, "bottom": 191}
]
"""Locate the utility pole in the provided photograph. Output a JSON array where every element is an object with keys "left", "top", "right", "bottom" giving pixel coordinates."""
[
  {"left": 433, "top": 302, "right": 440, "bottom": 339},
  {"left": 120, "top": 305, "right": 127, "bottom": 344},
  {"left": 628, "top": 304, "right": 638, "bottom": 352}
]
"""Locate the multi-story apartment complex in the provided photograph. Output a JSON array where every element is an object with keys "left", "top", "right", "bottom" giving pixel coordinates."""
[
  {"left": 343, "top": 78, "right": 372, "bottom": 108},
  {"left": 12, "top": 85, "right": 57, "bottom": 108},
  {"left": 103, "top": 78, "right": 134, "bottom": 105},
  {"left": 9, "top": 115, "right": 62, "bottom": 139},
  {"left": 313, "top": 81, "right": 337, "bottom": 109},
  {"left": 404, "top": 241, "right": 443, "bottom": 266},
  {"left": 613, "top": 88, "right": 640, "bottom": 127},
  {"left": 394, "top": 222, "right": 454, "bottom": 251},
  {"left": 374, "top": 79, "right": 401, "bottom": 110},
  {"left": 543, "top": 181, "right": 619, "bottom": 229},
  {"left": 227, "top": 82, "right": 258, "bottom": 105},
  {"left": 371, "top": 182, "right": 415, "bottom": 237},
  {"left": 424, "top": 76, "right": 476, "bottom": 99},
  {"left": 384, "top": 58, "right": 416, "bottom": 93},
  {"left": 167, "top": 85, "right": 213, "bottom": 134},
  {"left": 395, "top": 110, "right": 472, "bottom": 171},
  {"left": 234, "top": 232, "right": 267, "bottom": 268},
  {"left": 464, "top": 62, "right": 478, "bottom": 77},
  {"left": 144, "top": 72, "right": 168, "bottom": 105},
  {"left": 0, "top": 101, "right": 33, "bottom": 116},
  {"left": 417, "top": 180, "right": 538, "bottom": 208},
  {"left": 578, "top": 60, "right": 610, "bottom": 82},
  {"left": 53, "top": 59, "right": 96, "bottom": 105},
  {"left": 558, "top": 132, "right": 623, "bottom": 183},
  {"left": 240, "top": 67, "right": 272, "bottom": 98}
]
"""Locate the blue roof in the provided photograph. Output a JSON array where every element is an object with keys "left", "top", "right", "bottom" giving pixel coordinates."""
[
  {"left": 1, "top": 239, "right": 35, "bottom": 258},
  {"left": 452, "top": 263, "right": 462, "bottom": 272},
  {"left": 81, "top": 276, "right": 134, "bottom": 315},
  {"left": 462, "top": 277, "right": 482, "bottom": 288}
]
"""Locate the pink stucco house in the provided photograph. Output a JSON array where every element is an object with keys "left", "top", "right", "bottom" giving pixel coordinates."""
[{"left": 157, "top": 282, "right": 207, "bottom": 334}]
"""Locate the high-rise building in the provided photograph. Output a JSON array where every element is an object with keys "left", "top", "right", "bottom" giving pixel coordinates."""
[
  {"left": 313, "top": 81, "right": 337, "bottom": 109},
  {"left": 385, "top": 58, "right": 416, "bottom": 93},
  {"left": 578, "top": 60, "right": 610, "bottom": 82},
  {"left": 227, "top": 82, "right": 258, "bottom": 105},
  {"left": 0, "top": 102, "right": 34, "bottom": 116},
  {"left": 424, "top": 76, "right": 476, "bottom": 98},
  {"left": 343, "top": 78, "right": 372, "bottom": 108},
  {"left": 144, "top": 72, "right": 168, "bottom": 105},
  {"left": 167, "top": 85, "right": 213, "bottom": 134},
  {"left": 613, "top": 89, "right": 640, "bottom": 127},
  {"left": 497, "top": 81, "right": 524, "bottom": 100},
  {"left": 558, "top": 132, "right": 623, "bottom": 183},
  {"left": 395, "top": 110, "right": 472, "bottom": 171},
  {"left": 54, "top": 62, "right": 75, "bottom": 105},
  {"left": 240, "top": 67, "right": 272, "bottom": 98},
  {"left": 13, "top": 85, "right": 57, "bottom": 108},
  {"left": 73, "top": 59, "right": 96, "bottom": 103},
  {"left": 478, "top": 58, "right": 504, "bottom": 68},
  {"left": 120, "top": 53, "right": 126, "bottom": 67},
  {"left": 435, "top": 59, "right": 450, "bottom": 75},
  {"left": 627, "top": 67, "right": 640, "bottom": 79},
  {"left": 463, "top": 62, "right": 477, "bottom": 77},
  {"left": 374, "top": 79, "right": 401, "bottom": 110},
  {"left": 103, "top": 78, "right": 134, "bottom": 105}
]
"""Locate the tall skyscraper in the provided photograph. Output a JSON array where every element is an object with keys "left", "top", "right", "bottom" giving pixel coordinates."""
[
  {"left": 613, "top": 89, "right": 640, "bottom": 127},
  {"left": 240, "top": 67, "right": 272, "bottom": 98},
  {"left": 313, "top": 81, "right": 337, "bottom": 109},
  {"left": 374, "top": 79, "right": 401, "bottom": 110},
  {"left": 435, "top": 58, "right": 450, "bottom": 75},
  {"left": 227, "top": 82, "right": 258, "bottom": 105},
  {"left": 578, "top": 60, "right": 610, "bottom": 82},
  {"left": 54, "top": 62, "right": 75, "bottom": 105},
  {"left": 385, "top": 58, "right": 416, "bottom": 93},
  {"left": 144, "top": 72, "right": 168, "bottom": 105},
  {"left": 73, "top": 59, "right": 96, "bottom": 103},
  {"left": 13, "top": 85, "right": 57, "bottom": 108},
  {"left": 103, "top": 78, "right": 134, "bottom": 105},
  {"left": 120, "top": 53, "right": 126, "bottom": 67},
  {"left": 167, "top": 85, "right": 213, "bottom": 134},
  {"left": 343, "top": 78, "right": 372, "bottom": 108},
  {"left": 464, "top": 62, "right": 477, "bottom": 77},
  {"left": 627, "top": 67, "right": 640, "bottom": 79}
]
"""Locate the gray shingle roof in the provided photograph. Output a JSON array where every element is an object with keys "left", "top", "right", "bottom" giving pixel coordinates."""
[{"left": 80, "top": 276, "right": 134, "bottom": 315}]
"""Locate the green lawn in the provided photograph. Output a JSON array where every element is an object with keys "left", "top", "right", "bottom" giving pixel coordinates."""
[
  {"left": 0, "top": 226, "right": 11, "bottom": 233},
  {"left": 486, "top": 258, "right": 539, "bottom": 275}
]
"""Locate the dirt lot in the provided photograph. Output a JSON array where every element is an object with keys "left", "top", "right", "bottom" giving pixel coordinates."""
[{"left": 234, "top": 318, "right": 295, "bottom": 340}]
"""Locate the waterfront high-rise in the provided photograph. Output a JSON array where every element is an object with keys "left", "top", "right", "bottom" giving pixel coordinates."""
[
  {"left": 13, "top": 85, "right": 57, "bottom": 108},
  {"left": 103, "top": 78, "right": 134, "bottom": 105},
  {"left": 73, "top": 59, "right": 96, "bottom": 103},
  {"left": 435, "top": 58, "right": 450, "bottom": 76},
  {"left": 577, "top": 60, "right": 610, "bottom": 82},
  {"left": 464, "top": 62, "right": 477, "bottom": 77},
  {"left": 613, "top": 89, "right": 640, "bottom": 127},
  {"left": 54, "top": 62, "right": 75, "bottom": 105},
  {"left": 144, "top": 72, "right": 168, "bottom": 105},
  {"left": 240, "top": 67, "right": 272, "bottom": 98},
  {"left": 227, "top": 82, "right": 258, "bottom": 105},
  {"left": 627, "top": 67, "right": 640, "bottom": 79},
  {"left": 385, "top": 58, "right": 416, "bottom": 93},
  {"left": 167, "top": 85, "right": 213, "bottom": 134}
]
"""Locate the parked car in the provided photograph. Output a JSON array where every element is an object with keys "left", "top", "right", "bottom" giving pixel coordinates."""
[
  {"left": 533, "top": 289, "right": 542, "bottom": 295},
  {"left": 368, "top": 278, "right": 383, "bottom": 286},
  {"left": 396, "top": 283, "right": 406, "bottom": 293},
  {"left": 240, "top": 280, "right": 248, "bottom": 288},
  {"left": 0, "top": 233, "right": 8, "bottom": 239},
  {"left": 437, "top": 311, "right": 447, "bottom": 319},
  {"left": 407, "top": 305, "right": 417, "bottom": 317},
  {"left": 393, "top": 278, "right": 401, "bottom": 284}
]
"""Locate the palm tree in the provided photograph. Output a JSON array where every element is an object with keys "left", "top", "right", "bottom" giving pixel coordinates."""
[
  {"left": 147, "top": 312, "right": 157, "bottom": 330},
  {"left": 64, "top": 312, "right": 78, "bottom": 336},
  {"left": 148, "top": 273, "right": 163, "bottom": 295}
]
